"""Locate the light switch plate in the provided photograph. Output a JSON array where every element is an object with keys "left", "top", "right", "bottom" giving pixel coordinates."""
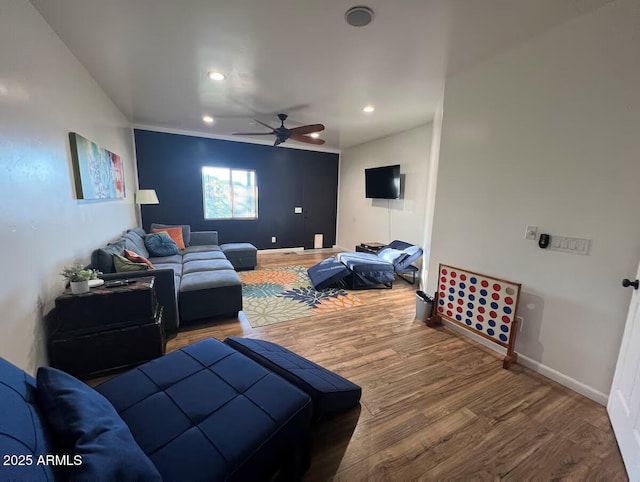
[
  {"left": 294, "top": 207, "right": 303, "bottom": 214},
  {"left": 548, "top": 235, "right": 590, "bottom": 255},
  {"left": 525, "top": 225, "right": 538, "bottom": 240}
]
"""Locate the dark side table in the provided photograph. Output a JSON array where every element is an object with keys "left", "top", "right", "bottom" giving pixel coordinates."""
[
  {"left": 356, "top": 242, "right": 386, "bottom": 254},
  {"left": 49, "top": 276, "right": 165, "bottom": 379}
]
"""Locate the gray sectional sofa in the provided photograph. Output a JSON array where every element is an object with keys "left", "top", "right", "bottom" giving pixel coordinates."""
[{"left": 90, "top": 227, "right": 243, "bottom": 334}]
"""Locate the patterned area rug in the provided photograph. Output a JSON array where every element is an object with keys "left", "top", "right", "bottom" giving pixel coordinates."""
[{"left": 239, "top": 265, "right": 364, "bottom": 327}]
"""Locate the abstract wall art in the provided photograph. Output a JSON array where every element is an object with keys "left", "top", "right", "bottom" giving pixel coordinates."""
[{"left": 69, "top": 132, "right": 125, "bottom": 200}]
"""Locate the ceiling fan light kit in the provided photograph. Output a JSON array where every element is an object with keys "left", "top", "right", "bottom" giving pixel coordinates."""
[{"left": 345, "top": 6, "right": 375, "bottom": 27}]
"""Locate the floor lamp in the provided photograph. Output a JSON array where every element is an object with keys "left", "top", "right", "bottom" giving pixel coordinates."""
[{"left": 135, "top": 189, "right": 159, "bottom": 227}]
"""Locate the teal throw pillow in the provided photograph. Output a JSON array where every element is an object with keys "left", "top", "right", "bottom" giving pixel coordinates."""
[
  {"left": 113, "top": 254, "right": 149, "bottom": 273},
  {"left": 144, "top": 232, "right": 179, "bottom": 257}
]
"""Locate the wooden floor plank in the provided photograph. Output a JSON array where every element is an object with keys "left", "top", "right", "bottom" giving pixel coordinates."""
[{"left": 128, "top": 250, "right": 626, "bottom": 480}]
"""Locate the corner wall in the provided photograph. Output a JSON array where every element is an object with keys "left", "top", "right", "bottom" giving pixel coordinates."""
[
  {"left": 0, "top": 1, "right": 137, "bottom": 373},
  {"left": 337, "top": 124, "right": 433, "bottom": 254},
  {"left": 428, "top": 0, "right": 640, "bottom": 399}
]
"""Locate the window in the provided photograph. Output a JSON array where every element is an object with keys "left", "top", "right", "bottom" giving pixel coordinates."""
[{"left": 202, "top": 167, "right": 258, "bottom": 220}]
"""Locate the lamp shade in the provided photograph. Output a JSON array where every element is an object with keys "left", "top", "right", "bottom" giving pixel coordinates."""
[{"left": 136, "top": 189, "right": 159, "bottom": 205}]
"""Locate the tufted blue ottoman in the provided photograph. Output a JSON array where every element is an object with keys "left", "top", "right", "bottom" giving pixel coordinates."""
[
  {"left": 224, "top": 337, "right": 362, "bottom": 419},
  {"left": 95, "top": 338, "right": 312, "bottom": 481}
]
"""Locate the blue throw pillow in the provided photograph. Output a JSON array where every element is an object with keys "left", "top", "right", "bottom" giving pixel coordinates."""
[
  {"left": 144, "top": 231, "right": 179, "bottom": 257},
  {"left": 36, "top": 367, "right": 161, "bottom": 482}
]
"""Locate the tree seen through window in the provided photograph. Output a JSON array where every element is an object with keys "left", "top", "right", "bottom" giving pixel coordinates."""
[{"left": 202, "top": 167, "right": 257, "bottom": 219}]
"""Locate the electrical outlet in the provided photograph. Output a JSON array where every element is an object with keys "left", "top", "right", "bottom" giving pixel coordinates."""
[
  {"left": 516, "top": 315, "right": 524, "bottom": 332},
  {"left": 271, "top": 236, "right": 276, "bottom": 243},
  {"left": 524, "top": 225, "right": 538, "bottom": 240}
]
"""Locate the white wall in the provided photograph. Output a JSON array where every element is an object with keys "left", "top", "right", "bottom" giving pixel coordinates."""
[
  {"left": 0, "top": 1, "right": 137, "bottom": 373},
  {"left": 337, "top": 124, "right": 432, "bottom": 255},
  {"left": 428, "top": 0, "right": 640, "bottom": 400}
]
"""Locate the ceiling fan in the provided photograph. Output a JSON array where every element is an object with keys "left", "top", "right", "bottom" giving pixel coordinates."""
[{"left": 232, "top": 114, "right": 325, "bottom": 146}]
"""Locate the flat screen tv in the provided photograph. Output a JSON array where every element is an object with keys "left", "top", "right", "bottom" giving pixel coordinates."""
[{"left": 365, "top": 164, "right": 400, "bottom": 199}]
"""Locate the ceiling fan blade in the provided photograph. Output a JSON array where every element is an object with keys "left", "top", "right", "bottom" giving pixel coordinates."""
[
  {"left": 231, "top": 132, "right": 274, "bottom": 136},
  {"left": 290, "top": 133, "right": 326, "bottom": 145},
  {"left": 253, "top": 119, "right": 276, "bottom": 131},
  {"left": 289, "top": 124, "right": 325, "bottom": 136}
]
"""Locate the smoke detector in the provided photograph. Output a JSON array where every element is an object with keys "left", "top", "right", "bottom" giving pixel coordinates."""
[{"left": 345, "top": 6, "right": 375, "bottom": 27}]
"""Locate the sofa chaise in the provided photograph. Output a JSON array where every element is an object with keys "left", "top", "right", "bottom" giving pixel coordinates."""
[
  {"left": 0, "top": 337, "right": 361, "bottom": 481},
  {"left": 90, "top": 226, "right": 256, "bottom": 334}
]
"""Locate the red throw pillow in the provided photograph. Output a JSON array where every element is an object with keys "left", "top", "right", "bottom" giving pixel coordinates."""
[
  {"left": 151, "top": 227, "right": 185, "bottom": 250},
  {"left": 124, "top": 249, "right": 155, "bottom": 269}
]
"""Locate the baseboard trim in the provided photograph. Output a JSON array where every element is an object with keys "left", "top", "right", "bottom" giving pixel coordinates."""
[
  {"left": 440, "top": 319, "right": 609, "bottom": 406},
  {"left": 517, "top": 354, "right": 609, "bottom": 406},
  {"left": 257, "top": 247, "right": 304, "bottom": 253}
]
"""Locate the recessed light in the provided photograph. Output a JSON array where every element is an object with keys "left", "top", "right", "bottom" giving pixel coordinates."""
[
  {"left": 363, "top": 105, "right": 375, "bottom": 113},
  {"left": 202, "top": 115, "right": 214, "bottom": 124},
  {"left": 310, "top": 132, "right": 320, "bottom": 138},
  {"left": 208, "top": 71, "right": 225, "bottom": 81},
  {"left": 345, "top": 6, "right": 375, "bottom": 27}
]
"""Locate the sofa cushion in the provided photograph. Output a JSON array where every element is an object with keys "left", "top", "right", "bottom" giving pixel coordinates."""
[
  {"left": 183, "top": 259, "right": 235, "bottom": 274},
  {"left": 127, "top": 227, "right": 147, "bottom": 238},
  {"left": 113, "top": 254, "right": 150, "bottom": 273},
  {"left": 36, "top": 367, "right": 161, "bottom": 481},
  {"left": 182, "top": 245, "right": 222, "bottom": 254},
  {"left": 123, "top": 232, "right": 150, "bottom": 259},
  {"left": 0, "top": 358, "right": 56, "bottom": 482},
  {"left": 92, "top": 240, "right": 126, "bottom": 274},
  {"left": 153, "top": 263, "right": 183, "bottom": 277},
  {"left": 224, "top": 337, "right": 362, "bottom": 419},
  {"left": 151, "top": 223, "right": 191, "bottom": 246},
  {"left": 152, "top": 226, "right": 185, "bottom": 250},
  {"left": 148, "top": 254, "right": 182, "bottom": 265},
  {"left": 189, "top": 231, "right": 218, "bottom": 246},
  {"left": 179, "top": 269, "right": 241, "bottom": 292},
  {"left": 94, "top": 338, "right": 312, "bottom": 482},
  {"left": 182, "top": 251, "right": 227, "bottom": 262},
  {"left": 145, "top": 232, "right": 179, "bottom": 257}
]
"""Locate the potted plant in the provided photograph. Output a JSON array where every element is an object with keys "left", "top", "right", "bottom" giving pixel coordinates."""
[{"left": 61, "top": 265, "right": 101, "bottom": 294}]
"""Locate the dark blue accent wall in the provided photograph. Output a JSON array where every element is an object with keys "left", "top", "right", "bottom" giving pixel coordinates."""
[{"left": 134, "top": 129, "right": 339, "bottom": 249}]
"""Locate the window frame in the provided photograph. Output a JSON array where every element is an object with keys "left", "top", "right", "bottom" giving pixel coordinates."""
[{"left": 201, "top": 166, "right": 258, "bottom": 220}]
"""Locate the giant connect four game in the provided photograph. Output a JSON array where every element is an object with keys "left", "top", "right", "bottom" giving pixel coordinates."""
[{"left": 435, "top": 264, "right": 522, "bottom": 368}]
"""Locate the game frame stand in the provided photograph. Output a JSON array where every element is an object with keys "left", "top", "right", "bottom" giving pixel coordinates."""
[{"left": 426, "top": 264, "right": 521, "bottom": 369}]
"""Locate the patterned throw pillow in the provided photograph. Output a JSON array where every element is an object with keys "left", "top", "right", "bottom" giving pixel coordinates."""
[
  {"left": 144, "top": 232, "right": 180, "bottom": 257},
  {"left": 124, "top": 249, "right": 155, "bottom": 269},
  {"left": 151, "top": 227, "right": 185, "bottom": 250},
  {"left": 113, "top": 254, "right": 149, "bottom": 273}
]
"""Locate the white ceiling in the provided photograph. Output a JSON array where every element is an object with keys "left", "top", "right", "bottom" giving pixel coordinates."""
[{"left": 31, "top": 0, "right": 612, "bottom": 150}]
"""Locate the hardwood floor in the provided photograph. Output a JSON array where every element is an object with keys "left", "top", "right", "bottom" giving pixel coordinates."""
[{"left": 168, "top": 250, "right": 628, "bottom": 481}]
